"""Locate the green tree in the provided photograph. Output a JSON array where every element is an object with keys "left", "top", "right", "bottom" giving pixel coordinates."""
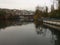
[
  {"left": 34, "top": 6, "right": 42, "bottom": 20},
  {"left": 0, "top": 10, "right": 6, "bottom": 19}
]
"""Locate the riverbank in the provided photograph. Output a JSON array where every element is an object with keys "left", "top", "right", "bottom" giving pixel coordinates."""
[{"left": 43, "top": 20, "right": 60, "bottom": 31}]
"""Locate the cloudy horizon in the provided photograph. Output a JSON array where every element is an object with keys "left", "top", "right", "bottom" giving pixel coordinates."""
[{"left": 0, "top": 0, "right": 58, "bottom": 11}]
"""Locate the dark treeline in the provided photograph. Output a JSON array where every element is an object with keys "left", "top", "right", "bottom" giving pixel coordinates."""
[
  {"left": 0, "top": 8, "right": 34, "bottom": 20},
  {"left": 0, "top": 9, "right": 20, "bottom": 20},
  {"left": 49, "top": 0, "right": 60, "bottom": 18},
  {"left": 34, "top": 0, "right": 60, "bottom": 19}
]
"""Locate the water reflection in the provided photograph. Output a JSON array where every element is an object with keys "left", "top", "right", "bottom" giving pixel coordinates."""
[
  {"left": 34, "top": 20, "right": 60, "bottom": 45},
  {"left": 34, "top": 21, "right": 43, "bottom": 35},
  {"left": 0, "top": 20, "right": 60, "bottom": 45},
  {"left": 0, "top": 20, "right": 31, "bottom": 29},
  {"left": 49, "top": 28, "right": 60, "bottom": 45}
]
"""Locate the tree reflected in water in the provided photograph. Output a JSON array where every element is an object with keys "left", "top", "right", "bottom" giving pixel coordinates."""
[
  {"left": 49, "top": 28, "right": 60, "bottom": 45},
  {"left": 0, "top": 20, "right": 60, "bottom": 45},
  {"left": 34, "top": 20, "right": 60, "bottom": 45},
  {"left": 0, "top": 20, "right": 31, "bottom": 30},
  {"left": 34, "top": 20, "right": 44, "bottom": 35}
]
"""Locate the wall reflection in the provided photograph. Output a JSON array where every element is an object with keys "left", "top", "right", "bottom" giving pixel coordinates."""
[{"left": 34, "top": 20, "right": 60, "bottom": 45}]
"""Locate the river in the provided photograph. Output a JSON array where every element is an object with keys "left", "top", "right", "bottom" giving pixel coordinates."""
[{"left": 0, "top": 20, "right": 60, "bottom": 45}]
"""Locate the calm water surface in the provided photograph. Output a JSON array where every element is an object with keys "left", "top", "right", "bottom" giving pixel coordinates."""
[{"left": 0, "top": 20, "right": 60, "bottom": 45}]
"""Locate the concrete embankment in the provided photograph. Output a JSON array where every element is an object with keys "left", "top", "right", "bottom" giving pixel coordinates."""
[
  {"left": 43, "top": 20, "right": 60, "bottom": 26},
  {"left": 43, "top": 20, "right": 60, "bottom": 30}
]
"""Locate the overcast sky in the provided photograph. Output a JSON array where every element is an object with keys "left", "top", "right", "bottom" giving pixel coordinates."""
[{"left": 0, "top": 0, "right": 57, "bottom": 11}]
